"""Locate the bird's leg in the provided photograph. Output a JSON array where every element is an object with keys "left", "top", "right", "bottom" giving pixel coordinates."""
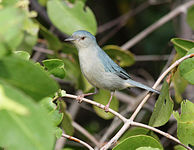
[
  {"left": 76, "top": 88, "right": 98, "bottom": 103},
  {"left": 104, "top": 91, "right": 115, "bottom": 112}
]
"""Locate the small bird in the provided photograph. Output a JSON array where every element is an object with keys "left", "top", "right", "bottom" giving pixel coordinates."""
[{"left": 65, "top": 30, "right": 159, "bottom": 112}]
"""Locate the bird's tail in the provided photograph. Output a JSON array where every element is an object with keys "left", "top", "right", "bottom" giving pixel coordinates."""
[{"left": 126, "top": 79, "right": 160, "bottom": 94}]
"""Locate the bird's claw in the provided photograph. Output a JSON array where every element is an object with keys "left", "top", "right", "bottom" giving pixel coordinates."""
[{"left": 76, "top": 95, "right": 84, "bottom": 103}]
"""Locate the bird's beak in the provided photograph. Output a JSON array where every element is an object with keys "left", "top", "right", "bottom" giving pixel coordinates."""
[{"left": 64, "top": 36, "right": 76, "bottom": 42}]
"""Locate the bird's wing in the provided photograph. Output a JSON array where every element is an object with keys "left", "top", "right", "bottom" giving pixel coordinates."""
[{"left": 98, "top": 48, "right": 131, "bottom": 80}]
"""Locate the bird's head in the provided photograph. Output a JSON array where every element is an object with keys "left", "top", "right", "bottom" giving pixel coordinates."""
[{"left": 65, "top": 30, "right": 97, "bottom": 49}]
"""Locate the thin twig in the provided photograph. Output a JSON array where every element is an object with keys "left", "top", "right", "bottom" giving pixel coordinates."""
[
  {"left": 72, "top": 121, "right": 101, "bottom": 147},
  {"left": 61, "top": 133, "right": 94, "bottom": 150},
  {"left": 100, "top": 54, "right": 194, "bottom": 150},
  {"left": 121, "top": 0, "right": 194, "bottom": 50}
]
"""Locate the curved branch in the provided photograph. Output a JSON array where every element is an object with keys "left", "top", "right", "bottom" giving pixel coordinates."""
[{"left": 62, "top": 133, "right": 94, "bottom": 150}]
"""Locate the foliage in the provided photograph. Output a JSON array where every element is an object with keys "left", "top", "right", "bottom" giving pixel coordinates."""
[{"left": 0, "top": 0, "right": 194, "bottom": 150}]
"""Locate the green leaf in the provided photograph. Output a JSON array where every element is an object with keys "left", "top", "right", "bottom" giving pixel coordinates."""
[
  {"left": 0, "top": 0, "right": 18, "bottom": 6},
  {"left": 113, "top": 135, "right": 163, "bottom": 150},
  {"left": 171, "top": 38, "right": 194, "bottom": 57},
  {"left": 173, "top": 100, "right": 194, "bottom": 146},
  {"left": 40, "top": 97, "right": 63, "bottom": 126},
  {"left": 187, "top": 6, "right": 194, "bottom": 30},
  {"left": 47, "top": 0, "right": 97, "bottom": 35},
  {"left": 0, "top": 84, "right": 28, "bottom": 115},
  {"left": 39, "top": 24, "right": 62, "bottom": 50},
  {"left": 174, "top": 145, "right": 187, "bottom": 150},
  {"left": 179, "top": 48, "right": 194, "bottom": 84},
  {"left": 149, "top": 81, "right": 174, "bottom": 127},
  {"left": 0, "top": 43, "right": 11, "bottom": 59},
  {"left": 0, "top": 80, "right": 55, "bottom": 150},
  {"left": 120, "top": 127, "right": 159, "bottom": 143},
  {"left": 60, "top": 101, "right": 74, "bottom": 136},
  {"left": 103, "top": 45, "right": 135, "bottom": 67},
  {"left": 63, "top": 58, "right": 81, "bottom": 87},
  {"left": 55, "top": 127, "right": 63, "bottom": 139},
  {"left": 0, "top": 7, "right": 25, "bottom": 50},
  {"left": 14, "top": 51, "right": 30, "bottom": 60},
  {"left": 17, "top": 32, "right": 37, "bottom": 53},
  {"left": 172, "top": 69, "right": 188, "bottom": 103},
  {"left": 43, "top": 59, "right": 66, "bottom": 79},
  {"left": 93, "top": 89, "right": 119, "bottom": 120},
  {"left": 38, "top": 0, "right": 48, "bottom": 6},
  {"left": 136, "top": 147, "right": 160, "bottom": 150},
  {"left": 0, "top": 55, "right": 59, "bottom": 101},
  {"left": 17, "top": 19, "right": 39, "bottom": 53}
]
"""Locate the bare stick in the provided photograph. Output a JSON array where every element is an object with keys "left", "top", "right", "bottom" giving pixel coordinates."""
[
  {"left": 72, "top": 121, "right": 101, "bottom": 147},
  {"left": 63, "top": 94, "right": 127, "bottom": 122},
  {"left": 131, "top": 121, "right": 192, "bottom": 150},
  {"left": 121, "top": 0, "right": 194, "bottom": 50},
  {"left": 100, "top": 54, "right": 194, "bottom": 150},
  {"left": 61, "top": 133, "right": 94, "bottom": 150}
]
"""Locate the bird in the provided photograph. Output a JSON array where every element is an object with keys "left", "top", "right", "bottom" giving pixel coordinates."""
[{"left": 65, "top": 30, "right": 160, "bottom": 112}]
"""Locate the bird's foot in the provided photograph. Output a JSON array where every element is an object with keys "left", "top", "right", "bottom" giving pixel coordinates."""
[
  {"left": 76, "top": 95, "right": 84, "bottom": 103},
  {"left": 104, "top": 104, "right": 110, "bottom": 113}
]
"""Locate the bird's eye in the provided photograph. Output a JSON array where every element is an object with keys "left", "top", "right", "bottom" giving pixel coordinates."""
[{"left": 81, "top": 37, "right": 85, "bottom": 40}]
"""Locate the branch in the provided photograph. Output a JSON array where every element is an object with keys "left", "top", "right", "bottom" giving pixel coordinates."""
[
  {"left": 61, "top": 133, "right": 94, "bottom": 150},
  {"left": 131, "top": 121, "right": 192, "bottom": 150},
  {"left": 100, "top": 53, "right": 194, "bottom": 150},
  {"left": 121, "top": 0, "right": 194, "bottom": 50},
  {"left": 72, "top": 121, "right": 101, "bottom": 147},
  {"left": 63, "top": 94, "right": 127, "bottom": 122}
]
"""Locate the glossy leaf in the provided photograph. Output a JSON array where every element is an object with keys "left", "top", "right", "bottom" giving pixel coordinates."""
[
  {"left": 17, "top": 32, "right": 38, "bottom": 53},
  {"left": 179, "top": 48, "right": 194, "bottom": 84},
  {"left": 0, "top": 55, "right": 59, "bottom": 101},
  {"left": 14, "top": 51, "right": 30, "bottom": 60},
  {"left": 120, "top": 127, "right": 159, "bottom": 143},
  {"left": 113, "top": 135, "right": 163, "bottom": 150},
  {"left": 149, "top": 81, "right": 174, "bottom": 127},
  {"left": 0, "top": 80, "right": 55, "bottom": 150},
  {"left": 60, "top": 100, "right": 74, "bottom": 136},
  {"left": 43, "top": 59, "right": 66, "bottom": 79},
  {"left": 103, "top": 45, "right": 135, "bottom": 67},
  {"left": 173, "top": 100, "right": 194, "bottom": 145},
  {"left": 171, "top": 38, "right": 194, "bottom": 57},
  {"left": 172, "top": 69, "right": 188, "bottom": 103},
  {"left": 40, "top": 97, "right": 63, "bottom": 126},
  {"left": 93, "top": 89, "right": 119, "bottom": 120},
  {"left": 17, "top": 19, "right": 38, "bottom": 53},
  {"left": 47, "top": 0, "right": 97, "bottom": 35},
  {"left": 0, "top": 7, "right": 25, "bottom": 50},
  {"left": 187, "top": 6, "right": 194, "bottom": 30},
  {"left": 55, "top": 127, "right": 63, "bottom": 139}
]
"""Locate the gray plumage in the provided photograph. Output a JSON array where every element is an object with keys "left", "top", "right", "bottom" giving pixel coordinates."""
[{"left": 65, "top": 30, "right": 159, "bottom": 111}]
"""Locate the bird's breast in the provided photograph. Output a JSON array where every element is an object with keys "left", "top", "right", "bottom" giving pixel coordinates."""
[
  {"left": 78, "top": 48, "right": 127, "bottom": 90},
  {"left": 78, "top": 48, "right": 106, "bottom": 87}
]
